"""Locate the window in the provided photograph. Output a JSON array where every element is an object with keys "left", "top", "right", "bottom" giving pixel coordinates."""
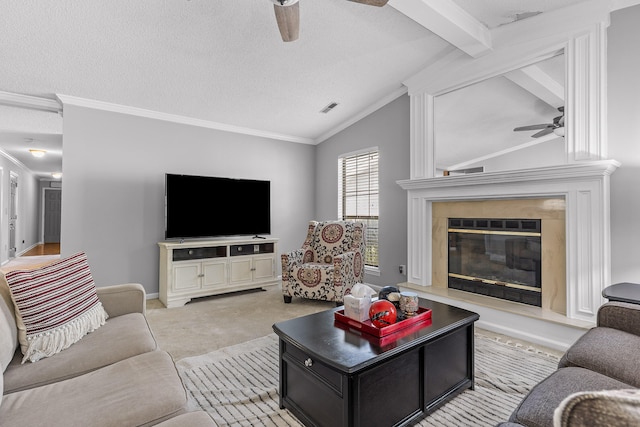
[{"left": 338, "top": 149, "right": 379, "bottom": 268}]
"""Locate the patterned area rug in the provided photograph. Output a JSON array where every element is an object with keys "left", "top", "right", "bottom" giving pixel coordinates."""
[{"left": 177, "top": 332, "right": 559, "bottom": 426}]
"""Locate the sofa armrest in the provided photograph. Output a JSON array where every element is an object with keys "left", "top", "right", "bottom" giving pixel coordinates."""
[
  {"left": 281, "top": 249, "right": 304, "bottom": 267},
  {"left": 553, "top": 389, "right": 640, "bottom": 426},
  {"left": 97, "top": 283, "right": 146, "bottom": 318},
  {"left": 597, "top": 301, "right": 640, "bottom": 336}
]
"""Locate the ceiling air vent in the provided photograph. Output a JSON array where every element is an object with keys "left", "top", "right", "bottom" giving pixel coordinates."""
[{"left": 320, "top": 102, "right": 339, "bottom": 114}]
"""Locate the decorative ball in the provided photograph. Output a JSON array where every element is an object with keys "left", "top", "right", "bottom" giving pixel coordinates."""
[
  {"left": 369, "top": 300, "right": 397, "bottom": 328},
  {"left": 378, "top": 286, "right": 400, "bottom": 301}
]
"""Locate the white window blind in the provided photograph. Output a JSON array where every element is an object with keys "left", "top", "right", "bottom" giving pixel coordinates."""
[{"left": 338, "top": 149, "right": 379, "bottom": 267}]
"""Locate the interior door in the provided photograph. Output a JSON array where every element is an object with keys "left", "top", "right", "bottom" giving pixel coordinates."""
[
  {"left": 9, "top": 174, "right": 17, "bottom": 258},
  {"left": 44, "top": 188, "right": 62, "bottom": 243}
]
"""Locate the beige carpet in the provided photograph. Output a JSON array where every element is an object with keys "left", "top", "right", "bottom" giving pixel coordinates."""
[
  {"left": 146, "top": 286, "right": 564, "bottom": 362},
  {"left": 146, "top": 286, "right": 333, "bottom": 361}
]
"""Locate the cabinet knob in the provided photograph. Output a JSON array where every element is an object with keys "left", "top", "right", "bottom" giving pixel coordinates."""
[
  {"left": 304, "top": 358, "right": 313, "bottom": 367},
  {"left": 198, "top": 273, "right": 204, "bottom": 278}
]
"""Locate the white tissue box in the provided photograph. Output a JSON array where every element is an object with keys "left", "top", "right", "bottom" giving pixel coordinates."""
[{"left": 343, "top": 294, "right": 372, "bottom": 322}]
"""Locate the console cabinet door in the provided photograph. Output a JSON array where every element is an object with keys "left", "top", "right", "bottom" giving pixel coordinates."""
[
  {"left": 230, "top": 256, "right": 276, "bottom": 284},
  {"left": 230, "top": 258, "right": 253, "bottom": 283},
  {"left": 253, "top": 256, "right": 275, "bottom": 281},
  {"left": 202, "top": 260, "right": 227, "bottom": 289},
  {"left": 173, "top": 262, "right": 202, "bottom": 292}
]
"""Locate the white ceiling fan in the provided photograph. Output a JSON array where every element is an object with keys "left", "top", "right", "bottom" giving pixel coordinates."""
[{"left": 269, "top": 0, "right": 389, "bottom": 42}]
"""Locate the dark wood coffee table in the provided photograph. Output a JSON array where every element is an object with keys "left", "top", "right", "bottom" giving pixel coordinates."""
[{"left": 272, "top": 297, "right": 479, "bottom": 427}]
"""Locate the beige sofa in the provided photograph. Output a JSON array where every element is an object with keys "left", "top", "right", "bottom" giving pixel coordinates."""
[{"left": 0, "top": 280, "right": 214, "bottom": 427}]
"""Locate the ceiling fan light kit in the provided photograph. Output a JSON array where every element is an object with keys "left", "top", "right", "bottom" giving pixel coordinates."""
[
  {"left": 29, "top": 149, "right": 46, "bottom": 158},
  {"left": 270, "top": 0, "right": 389, "bottom": 42}
]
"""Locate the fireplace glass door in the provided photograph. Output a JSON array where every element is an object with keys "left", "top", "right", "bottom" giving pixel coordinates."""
[{"left": 448, "top": 218, "right": 542, "bottom": 307}]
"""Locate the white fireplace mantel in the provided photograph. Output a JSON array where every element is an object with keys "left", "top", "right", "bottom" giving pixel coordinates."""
[{"left": 397, "top": 159, "right": 620, "bottom": 324}]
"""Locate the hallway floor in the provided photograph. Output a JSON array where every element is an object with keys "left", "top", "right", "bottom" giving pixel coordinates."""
[{"left": 22, "top": 243, "right": 60, "bottom": 256}]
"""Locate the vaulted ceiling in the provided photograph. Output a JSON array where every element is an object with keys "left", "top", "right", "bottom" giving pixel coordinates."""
[{"left": 0, "top": 0, "right": 631, "bottom": 177}]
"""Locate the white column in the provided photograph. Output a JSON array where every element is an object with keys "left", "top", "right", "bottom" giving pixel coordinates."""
[
  {"left": 566, "top": 23, "right": 608, "bottom": 162},
  {"left": 409, "top": 92, "right": 435, "bottom": 180}
]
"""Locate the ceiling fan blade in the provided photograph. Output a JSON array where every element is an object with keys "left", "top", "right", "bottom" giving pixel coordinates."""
[
  {"left": 531, "top": 128, "right": 554, "bottom": 138},
  {"left": 273, "top": 2, "right": 300, "bottom": 42},
  {"left": 347, "top": 0, "right": 389, "bottom": 6},
  {"left": 513, "top": 124, "right": 550, "bottom": 132}
]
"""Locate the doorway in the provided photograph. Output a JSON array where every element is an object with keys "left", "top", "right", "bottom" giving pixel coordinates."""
[
  {"left": 9, "top": 173, "right": 18, "bottom": 258},
  {"left": 43, "top": 188, "right": 61, "bottom": 243}
]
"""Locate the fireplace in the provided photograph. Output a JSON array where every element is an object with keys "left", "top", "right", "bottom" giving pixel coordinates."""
[
  {"left": 397, "top": 160, "right": 619, "bottom": 325},
  {"left": 448, "top": 218, "right": 542, "bottom": 307}
]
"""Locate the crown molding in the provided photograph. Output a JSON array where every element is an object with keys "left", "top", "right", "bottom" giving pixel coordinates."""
[
  {"left": 0, "top": 91, "right": 62, "bottom": 114},
  {"left": 0, "top": 147, "right": 28, "bottom": 171},
  {"left": 55, "top": 94, "right": 315, "bottom": 145},
  {"left": 315, "top": 86, "right": 408, "bottom": 144}
]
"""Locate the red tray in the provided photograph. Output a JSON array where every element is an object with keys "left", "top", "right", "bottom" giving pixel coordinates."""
[
  {"left": 334, "top": 315, "right": 432, "bottom": 347},
  {"left": 334, "top": 306, "right": 432, "bottom": 338}
]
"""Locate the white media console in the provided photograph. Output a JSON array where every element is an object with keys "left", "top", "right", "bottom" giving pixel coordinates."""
[{"left": 158, "top": 238, "right": 279, "bottom": 308}]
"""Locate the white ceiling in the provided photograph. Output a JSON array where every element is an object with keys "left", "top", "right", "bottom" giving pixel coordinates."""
[{"left": 0, "top": 0, "right": 622, "bottom": 178}]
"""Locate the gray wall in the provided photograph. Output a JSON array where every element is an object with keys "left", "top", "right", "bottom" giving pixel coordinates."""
[
  {"left": 61, "top": 105, "right": 315, "bottom": 294},
  {"left": 608, "top": 5, "right": 640, "bottom": 283},
  {"left": 315, "top": 95, "right": 410, "bottom": 286}
]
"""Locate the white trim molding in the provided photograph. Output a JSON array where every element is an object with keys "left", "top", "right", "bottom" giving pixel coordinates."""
[
  {"left": 0, "top": 91, "right": 62, "bottom": 114},
  {"left": 55, "top": 94, "right": 315, "bottom": 145}
]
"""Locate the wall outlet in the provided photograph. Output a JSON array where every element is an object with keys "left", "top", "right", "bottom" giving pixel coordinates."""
[{"left": 399, "top": 265, "right": 406, "bottom": 275}]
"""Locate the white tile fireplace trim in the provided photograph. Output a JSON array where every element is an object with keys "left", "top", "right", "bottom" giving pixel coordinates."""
[{"left": 397, "top": 159, "right": 620, "bottom": 324}]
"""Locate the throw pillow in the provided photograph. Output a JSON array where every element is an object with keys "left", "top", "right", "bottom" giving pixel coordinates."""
[
  {"left": 554, "top": 389, "right": 640, "bottom": 426},
  {"left": 4, "top": 252, "right": 108, "bottom": 363}
]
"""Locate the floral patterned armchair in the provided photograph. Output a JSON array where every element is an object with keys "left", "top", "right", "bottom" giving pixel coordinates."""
[{"left": 281, "top": 220, "right": 366, "bottom": 304}]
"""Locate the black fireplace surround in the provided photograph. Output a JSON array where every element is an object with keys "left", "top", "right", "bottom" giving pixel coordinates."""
[{"left": 448, "top": 218, "right": 542, "bottom": 307}]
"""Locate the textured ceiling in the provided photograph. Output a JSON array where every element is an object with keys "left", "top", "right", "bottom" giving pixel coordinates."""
[{"left": 0, "top": 0, "right": 607, "bottom": 177}]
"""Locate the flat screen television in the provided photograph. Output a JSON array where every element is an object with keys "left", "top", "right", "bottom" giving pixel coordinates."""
[{"left": 165, "top": 173, "right": 270, "bottom": 239}]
